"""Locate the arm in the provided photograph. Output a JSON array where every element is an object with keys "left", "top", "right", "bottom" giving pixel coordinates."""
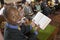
[{"left": 30, "top": 22, "right": 40, "bottom": 35}]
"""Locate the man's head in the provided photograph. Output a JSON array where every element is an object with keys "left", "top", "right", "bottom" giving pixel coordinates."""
[
  {"left": 3, "top": 6, "right": 21, "bottom": 25},
  {"left": 17, "top": 5, "right": 23, "bottom": 11}
]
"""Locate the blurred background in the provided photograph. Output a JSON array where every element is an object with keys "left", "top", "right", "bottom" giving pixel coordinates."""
[{"left": 0, "top": 0, "right": 60, "bottom": 40}]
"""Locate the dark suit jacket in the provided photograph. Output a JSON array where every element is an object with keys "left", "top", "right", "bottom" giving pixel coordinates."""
[{"left": 4, "top": 23, "right": 37, "bottom": 40}]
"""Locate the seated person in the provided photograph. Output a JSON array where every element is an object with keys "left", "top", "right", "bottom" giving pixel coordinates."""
[
  {"left": 3, "top": 6, "right": 39, "bottom": 40},
  {"left": 17, "top": 5, "right": 25, "bottom": 19}
]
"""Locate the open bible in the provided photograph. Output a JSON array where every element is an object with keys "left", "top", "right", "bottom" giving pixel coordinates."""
[{"left": 32, "top": 12, "right": 51, "bottom": 30}]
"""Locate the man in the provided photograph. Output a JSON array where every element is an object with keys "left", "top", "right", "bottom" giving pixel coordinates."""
[{"left": 3, "top": 6, "right": 38, "bottom": 40}]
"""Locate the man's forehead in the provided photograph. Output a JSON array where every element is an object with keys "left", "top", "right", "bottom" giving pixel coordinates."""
[
  {"left": 7, "top": 7, "right": 18, "bottom": 13},
  {"left": 10, "top": 10, "right": 18, "bottom": 14}
]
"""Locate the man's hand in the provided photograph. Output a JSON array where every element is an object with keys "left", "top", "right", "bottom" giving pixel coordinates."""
[
  {"left": 31, "top": 22, "right": 40, "bottom": 31},
  {"left": 35, "top": 27, "right": 40, "bottom": 32},
  {"left": 31, "top": 22, "right": 36, "bottom": 27}
]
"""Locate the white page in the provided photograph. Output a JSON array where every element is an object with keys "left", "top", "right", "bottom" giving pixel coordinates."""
[
  {"left": 32, "top": 12, "right": 51, "bottom": 30},
  {"left": 32, "top": 12, "right": 44, "bottom": 25},
  {"left": 38, "top": 15, "right": 51, "bottom": 30}
]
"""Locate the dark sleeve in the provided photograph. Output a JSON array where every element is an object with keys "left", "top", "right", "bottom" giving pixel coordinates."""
[
  {"left": 25, "top": 25, "right": 31, "bottom": 34},
  {"left": 25, "top": 25, "right": 37, "bottom": 40},
  {"left": 4, "top": 26, "right": 27, "bottom": 40}
]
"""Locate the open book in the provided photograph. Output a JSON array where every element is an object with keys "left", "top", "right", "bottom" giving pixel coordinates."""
[{"left": 32, "top": 12, "right": 51, "bottom": 30}]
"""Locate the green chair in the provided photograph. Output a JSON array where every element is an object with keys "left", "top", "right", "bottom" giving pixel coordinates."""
[{"left": 37, "top": 24, "right": 56, "bottom": 40}]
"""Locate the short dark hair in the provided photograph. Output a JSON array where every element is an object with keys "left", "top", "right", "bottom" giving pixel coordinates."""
[
  {"left": 3, "top": 6, "right": 18, "bottom": 18},
  {"left": 17, "top": 5, "right": 23, "bottom": 9}
]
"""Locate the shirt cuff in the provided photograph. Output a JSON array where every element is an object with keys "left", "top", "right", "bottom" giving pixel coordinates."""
[
  {"left": 34, "top": 31, "right": 38, "bottom": 35},
  {"left": 30, "top": 25, "right": 38, "bottom": 35},
  {"left": 30, "top": 25, "right": 32, "bottom": 30}
]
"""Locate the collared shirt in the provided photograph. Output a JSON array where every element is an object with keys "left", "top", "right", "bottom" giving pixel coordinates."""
[
  {"left": 6, "top": 23, "right": 18, "bottom": 29},
  {"left": 6, "top": 23, "right": 38, "bottom": 35}
]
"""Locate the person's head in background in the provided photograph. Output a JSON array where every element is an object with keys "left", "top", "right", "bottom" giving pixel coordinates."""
[
  {"left": 31, "top": 2, "right": 35, "bottom": 7},
  {"left": 3, "top": 6, "right": 21, "bottom": 25},
  {"left": 35, "top": 1, "right": 40, "bottom": 5},
  {"left": 17, "top": 5, "right": 23, "bottom": 11},
  {"left": 39, "top": 0, "right": 43, "bottom": 4},
  {"left": 17, "top": 5, "right": 25, "bottom": 18},
  {"left": 39, "top": 0, "right": 43, "bottom": 2},
  {"left": 25, "top": 2, "right": 30, "bottom": 6}
]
